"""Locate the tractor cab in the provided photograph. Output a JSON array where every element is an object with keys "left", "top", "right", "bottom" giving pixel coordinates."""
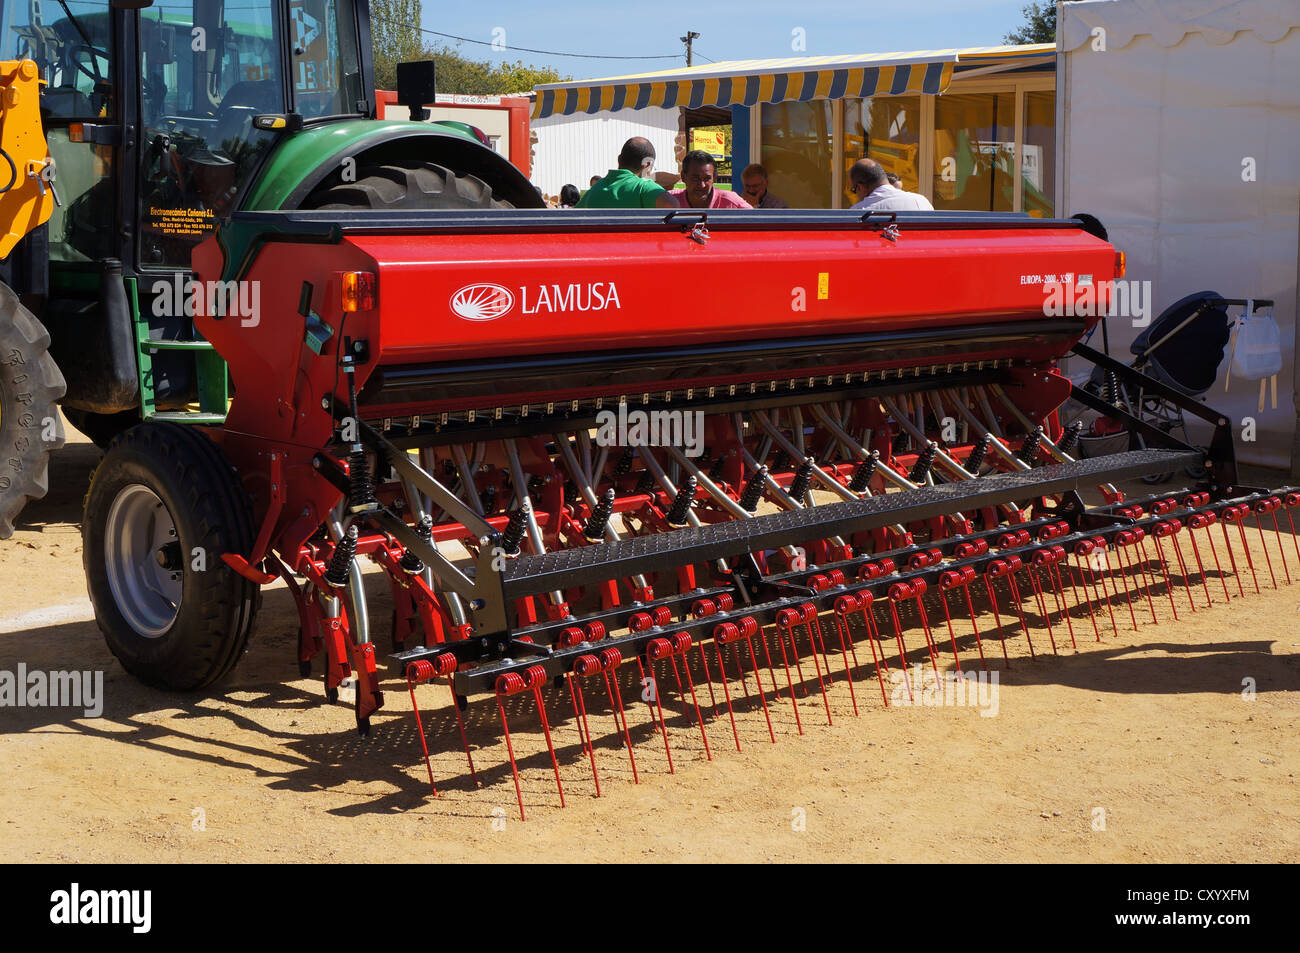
[
  {"left": 0, "top": 0, "right": 530, "bottom": 451},
  {"left": 2, "top": 0, "right": 368, "bottom": 268}
]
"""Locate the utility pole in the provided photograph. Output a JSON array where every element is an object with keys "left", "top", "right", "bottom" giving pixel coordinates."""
[{"left": 681, "top": 30, "right": 700, "bottom": 67}]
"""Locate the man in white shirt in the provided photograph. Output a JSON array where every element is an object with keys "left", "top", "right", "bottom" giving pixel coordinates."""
[{"left": 848, "top": 158, "right": 934, "bottom": 211}]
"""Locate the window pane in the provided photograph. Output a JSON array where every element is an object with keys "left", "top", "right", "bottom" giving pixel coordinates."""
[
  {"left": 1021, "top": 89, "right": 1055, "bottom": 217},
  {"left": 2, "top": 0, "right": 113, "bottom": 119},
  {"left": 843, "top": 95, "right": 920, "bottom": 195},
  {"left": 760, "top": 101, "right": 832, "bottom": 209},
  {"left": 292, "top": 0, "right": 364, "bottom": 118},
  {"left": 138, "top": 0, "right": 283, "bottom": 267},
  {"left": 933, "top": 92, "right": 1015, "bottom": 212}
]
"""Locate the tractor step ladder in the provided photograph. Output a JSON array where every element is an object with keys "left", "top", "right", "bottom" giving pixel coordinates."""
[{"left": 126, "top": 275, "right": 229, "bottom": 423}]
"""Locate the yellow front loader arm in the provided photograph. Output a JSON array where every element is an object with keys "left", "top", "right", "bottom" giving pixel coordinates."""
[{"left": 0, "top": 59, "right": 55, "bottom": 260}]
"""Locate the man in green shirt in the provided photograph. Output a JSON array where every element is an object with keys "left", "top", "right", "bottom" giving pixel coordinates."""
[{"left": 578, "top": 137, "right": 679, "bottom": 209}]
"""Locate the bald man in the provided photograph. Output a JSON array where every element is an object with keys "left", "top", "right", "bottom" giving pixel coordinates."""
[
  {"left": 847, "top": 158, "right": 933, "bottom": 211},
  {"left": 578, "top": 137, "right": 678, "bottom": 209}
]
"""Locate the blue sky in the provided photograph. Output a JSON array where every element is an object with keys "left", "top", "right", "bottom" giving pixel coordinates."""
[{"left": 416, "top": 0, "right": 1042, "bottom": 80}]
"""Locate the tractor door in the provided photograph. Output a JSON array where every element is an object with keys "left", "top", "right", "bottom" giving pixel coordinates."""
[{"left": 136, "top": 0, "right": 283, "bottom": 268}]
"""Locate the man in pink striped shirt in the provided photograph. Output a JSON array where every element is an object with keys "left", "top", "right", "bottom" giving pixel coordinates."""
[{"left": 668, "top": 150, "right": 753, "bottom": 209}]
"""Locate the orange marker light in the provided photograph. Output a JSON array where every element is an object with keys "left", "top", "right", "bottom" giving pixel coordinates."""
[
  {"left": 1114, "top": 251, "right": 1126, "bottom": 279},
  {"left": 68, "top": 123, "right": 84, "bottom": 142},
  {"left": 341, "top": 271, "right": 377, "bottom": 312}
]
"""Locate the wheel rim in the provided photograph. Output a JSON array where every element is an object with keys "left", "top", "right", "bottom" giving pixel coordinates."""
[{"left": 104, "top": 484, "right": 183, "bottom": 637}]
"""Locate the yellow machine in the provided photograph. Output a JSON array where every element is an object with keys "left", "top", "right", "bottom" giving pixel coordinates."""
[{"left": 0, "top": 59, "right": 56, "bottom": 258}]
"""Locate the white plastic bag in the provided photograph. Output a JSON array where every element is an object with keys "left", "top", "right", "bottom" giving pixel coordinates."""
[
  {"left": 1226, "top": 301, "right": 1282, "bottom": 411},
  {"left": 1230, "top": 310, "right": 1282, "bottom": 380}
]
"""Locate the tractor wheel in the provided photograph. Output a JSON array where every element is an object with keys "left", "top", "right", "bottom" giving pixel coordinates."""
[
  {"left": 303, "top": 159, "right": 516, "bottom": 211},
  {"left": 82, "top": 421, "right": 261, "bottom": 690},
  {"left": 0, "top": 283, "right": 66, "bottom": 538}
]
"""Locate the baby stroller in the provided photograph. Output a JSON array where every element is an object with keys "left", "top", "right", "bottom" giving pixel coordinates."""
[{"left": 1082, "top": 292, "right": 1273, "bottom": 484}]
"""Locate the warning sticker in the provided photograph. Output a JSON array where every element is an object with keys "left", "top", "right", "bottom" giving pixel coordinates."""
[{"left": 146, "top": 206, "right": 214, "bottom": 237}]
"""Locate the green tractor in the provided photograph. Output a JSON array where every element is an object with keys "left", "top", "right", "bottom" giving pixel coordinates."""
[{"left": 0, "top": 0, "right": 538, "bottom": 536}]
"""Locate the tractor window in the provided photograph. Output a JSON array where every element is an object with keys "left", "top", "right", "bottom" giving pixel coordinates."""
[
  {"left": 290, "top": 0, "right": 363, "bottom": 118},
  {"left": 1, "top": 0, "right": 114, "bottom": 119},
  {"left": 138, "top": 0, "right": 283, "bottom": 268}
]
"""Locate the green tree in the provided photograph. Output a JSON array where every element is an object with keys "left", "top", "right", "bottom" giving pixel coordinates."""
[
  {"left": 369, "top": 0, "right": 569, "bottom": 94},
  {"left": 370, "top": 0, "right": 426, "bottom": 90},
  {"left": 1003, "top": 1, "right": 1057, "bottom": 44}
]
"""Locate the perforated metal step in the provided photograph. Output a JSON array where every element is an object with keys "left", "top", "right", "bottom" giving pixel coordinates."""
[{"left": 501, "top": 449, "right": 1202, "bottom": 599}]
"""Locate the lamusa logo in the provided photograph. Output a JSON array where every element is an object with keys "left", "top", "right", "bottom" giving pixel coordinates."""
[
  {"left": 450, "top": 281, "right": 621, "bottom": 320},
  {"left": 450, "top": 282, "right": 514, "bottom": 321},
  {"left": 0, "top": 664, "right": 103, "bottom": 717},
  {"left": 151, "top": 273, "right": 260, "bottom": 327},
  {"left": 50, "top": 883, "right": 151, "bottom": 933},
  {"left": 595, "top": 405, "right": 704, "bottom": 457}
]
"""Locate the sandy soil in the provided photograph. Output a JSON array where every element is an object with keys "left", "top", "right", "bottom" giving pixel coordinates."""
[{"left": 1, "top": 421, "right": 1297, "bottom": 863}]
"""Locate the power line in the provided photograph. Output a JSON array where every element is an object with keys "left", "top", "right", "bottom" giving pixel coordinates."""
[{"left": 372, "top": 17, "right": 683, "bottom": 61}]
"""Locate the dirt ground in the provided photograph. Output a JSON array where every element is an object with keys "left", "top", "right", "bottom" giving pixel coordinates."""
[{"left": 1, "top": 420, "right": 1297, "bottom": 863}]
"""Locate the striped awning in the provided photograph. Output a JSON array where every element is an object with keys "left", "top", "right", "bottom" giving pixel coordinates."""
[{"left": 532, "top": 45, "right": 1053, "bottom": 118}]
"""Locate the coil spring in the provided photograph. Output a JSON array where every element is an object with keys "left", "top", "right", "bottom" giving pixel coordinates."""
[
  {"left": 788, "top": 458, "right": 814, "bottom": 501},
  {"left": 400, "top": 514, "right": 432, "bottom": 573},
  {"left": 1057, "top": 420, "right": 1083, "bottom": 457},
  {"left": 324, "top": 524, "right": 358, "bottom": 587},
  {"left": 848, "top": 451, "right": 878, "bottom": 493},
  {"left": 708, "top": 455, "right": 727, "bottom": 482},
  {"left": 480, "top": 483, "right": 497, "bottom": 513},
  {"left": 1019, "top": 427, "right": 1044, "bottom": 466},
  {"left": 634, "top": 470, "right": 657, "bottom": 495},
  {"left": 584, "top": 487, "right": 616, "bottom": 541},
  {"left": 769, "top": 448, "right": 791, "bottom": 475},
  {"left": 739, "top": 465, "right": 768, "bottom": 512},
  {"left": 965, "top": 434, "right": 991, "bottom": 474},
  {"left": 613, "top": 448, "right": 635, "bottom": 478},
  {"left": 908, "top": 442, "right": 938, "bottom": 483},
  {"left": 501, "top": 501, "right": 529, "bottom": 555},
  {"left": 348, "top": 448, "right": 376, "bottom": 509},
  {"left": 666, "top": 475, "right": 697, "bottom": 526}
]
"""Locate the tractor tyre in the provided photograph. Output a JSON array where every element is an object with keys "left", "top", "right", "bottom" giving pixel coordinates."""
[
  {"left": 0, "top": 282, "right": 66, "bottom": 538},
  {"left": 303, "top": 159, "right": 516, "bottom": 211},
  {"left": 83, "top": 421, "right": 261, "bottom": 690}
]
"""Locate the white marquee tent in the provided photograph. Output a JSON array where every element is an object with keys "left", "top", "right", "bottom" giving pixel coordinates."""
[{"left": 1057, "top": 0, "right": 1300, "bottom": 470}]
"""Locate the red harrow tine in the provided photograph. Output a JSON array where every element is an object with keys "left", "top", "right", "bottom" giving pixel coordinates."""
[
  {"left": 735, "top": 616, "right": 777, "bottom": 741},
  {"left": 984, "top": 557, "right": 1029, "bottom": 663},
  {"left": 495, "top": 664, "right": 565, "bottom": 821},
  {"left": 1221, "top": 505, "right": 1259, "bottom": 595},
  {"left": 711, "top": 622, "right": 746, "bottom": 750},
  {"left": 952, "top": 539, "right": 991, "bottom": 669},
  {"left": 1254, "top": 498, "right": 1289, "bottom": 586},
  {"left": 1185, "top": 512, "right": 1219, "bottom": 606},
  {"left": 405, "top": 661, "right": 440, "bottom": 798},
  {"left": 406, "top": 653, "right": 478, "bottom": 796},
  {"left": 890, "top": 579, "right": 942, "bottom": 681},
  {"left": 937, "top": 568, "right": 972, "bottom": 675},
  {"left": 801, "top": 602, "right": 835, "bottom": 718},
  {"left": 647, "top": 633, "right": 713, "bottom": 759},
  {"left": 1069, "top": 540, "right": 1104, "bottom": 642},
  {"left": 566, "top": 671, "right": 603, "bottom": 793},
  {"left": 1115, "top": 528, "right": 1158, "bottom": 625},
  {"left": 575, "top": 649, "right": 639, "bottom": 783},
  {"left": 1284, "top": 493, "right": 1300, "bottom": 567},
  {"left": 1148, "top": 523, "right": 1181, "bottom": 621},
  {"left": 777, "top": 607, "right": 831, "bottom": 725},
  {"left": 837, "top": 593, "right": 887, "bottom": 707},
  {"left": 830, "top": 596, "right": 863, "bottom": 714}
]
